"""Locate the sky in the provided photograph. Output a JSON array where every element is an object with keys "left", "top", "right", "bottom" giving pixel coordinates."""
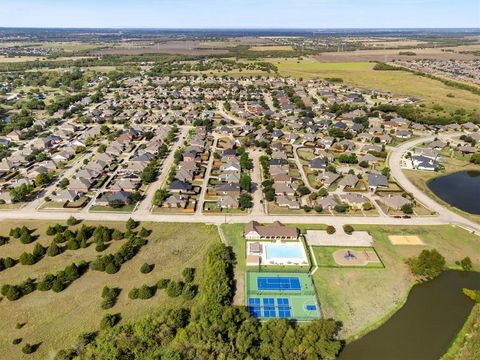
[{"left": 0, "top": 0, "right": 478, "bottom": 28}]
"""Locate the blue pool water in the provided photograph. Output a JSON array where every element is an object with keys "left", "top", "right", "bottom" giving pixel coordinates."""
[{"left": 265, "top": 243, "right": 305, "bottom": 261}]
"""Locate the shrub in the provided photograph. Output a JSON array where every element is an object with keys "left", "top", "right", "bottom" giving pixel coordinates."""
[
  {"left": 126, "top": 218, "right": 139, "bottom": 231},
  {"left": 166, "top": 281, "right": 184, "bottom": 297},
  {"left": 128, "top": 288, "right": 139, "bottom": 299},
  {"left": 326, "top": 226, "right": 336, "bottom": 235},
  {"left": 95, "top": 241, "right": 108, "bottom": 252},
  {"left": 47, "top": 242, "right": 61, "bottom": 257},
  {"left": 67, "top": 216, "right": 79, "bottom": 226},
  {"left": 19, "top": 231, "right": 34, "bottom": 245},
  {"left": 334, "top": 204, "right": 348, "bottom": 213},
  {"left": 51, "top": 278, "right": 65, "bottom": 293},
  {"left": 105, "top": 262, "right": 120, "bottom": 274},
  {"left": 9, "top": 227, "right": 21, "bottom": 238},
  {"left": 140, "top": 263, "right": 153, "bottom": 274},
  {"left": 182, "top": 284, "right": 198, "bottom": 300},
  {"left": 137, "top": 284, "right": 156, "bottom": 299},
  {"left": 182, "top": 268, "right": 195, "bottom": 283},
  {"left": 101, "top": 286, "right": 120, "bottom": 309},
  {"left": 138, "top": 227, "right": 151, "bottom": 238},
  {"left": 22, "top": 343, "right": 35, "bottom": 354},
  {"left": 66, "top": 239, "right": 80, "bottom": 250},
  {"left": 15, "top": 322, "right": 25, "bottom": 329},
  {"left": 156, "top": 278, "right": 170, "bottom": 289},
  {"left": 314, "top": 205, "right": 323, "bottom": 213},
  {"left": 37, "top": 274, "right": 55, "bottom": 291},
  {"left": 112, "top": 230, "right": 123, "bottom": 240},
  {"left": 457, "top": 256, "right": 473, "bottom": 271},
  {"left": 100, "top": 313, "right": 121, "bottom": 329},
  {"left": 362, "top": 202, "right": 373, "bottom": 211},
  {"left": 343, "top": 225, "right": 354, "bottom": 235},
  {"left": 12, "top": 338, "right": 22, "bottom": 345},
  {"left": 19, "top": 252, "right": 36, "bottom": 265}
]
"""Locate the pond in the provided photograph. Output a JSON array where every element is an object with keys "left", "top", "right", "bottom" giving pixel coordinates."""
[
  {"left": 338, "top": 271, "right": 480, "bottom": 360},
  {"left": 428, "top": 170, "right": 480, "bottom": 214}
]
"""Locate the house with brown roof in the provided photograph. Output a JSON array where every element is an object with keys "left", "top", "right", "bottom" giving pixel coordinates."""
[{"left": 244, "top": 221, "right": 298, "bottom": 240}]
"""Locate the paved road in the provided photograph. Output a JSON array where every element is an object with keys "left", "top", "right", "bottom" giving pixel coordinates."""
[
  {"left": 249, "top": 149, "right": 266, "bottom": 216},
  {"left": 136, "top": 126, "right": 190, "bottom": 212},
  {"left": 195, "top": 136, "right": 218, "bottom": 215}
]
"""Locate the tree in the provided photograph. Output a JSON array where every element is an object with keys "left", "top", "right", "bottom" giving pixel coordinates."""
[
  {"left": 153, "top": 189, "right": 169, "bottom": 206},
  {"left": 126, "top": 218, "right": 138, "bottom": 231},
  {"left": 334, "top": 204, "right": 348, "bottom": 213},
  {"left": 239, "top": 193, "right": 253, "bottom": 209},
  {"left": 141, "top": 166, "right": 157, "bottom": 184},
  {"left": 470, "top": 153, "right": 480, "bottom": 165},
  {"left": 401, "top": 203, "right": 413, "bottom": 214},
  {"left": 47, "top": 242, "right": 61, "bottom": 257},
  {"left": 297, "top": 185, "right": 311, "bottom": 196},
  {"left": 35, "top": 173, "right": 50, "bottom": 187},
  {"left": 326, "top": 226, "right": 336, "bottom": 235},
  {"left": 239, "top": 174, "right": 252, "bottom": 192},
  {"left": 343, "top": 225, "right": 354, "bottom": 235},
  {"left": 406, "top": 249, "right": 445, "bottom": 280},
  {"left": 314, "top": 205, "right": 323, "bottom": 213},
  {"left": 156, "top": 278, "right": 170, "bottom": 289},
  {"left": 10, "top": 184, "right": 34, "bottom": 203},
  {"left": 182, "top": 284, "right": 197, "bottom": 300},
  {"left": 137, "top": 285, "right": 155, "bottom": 299}
]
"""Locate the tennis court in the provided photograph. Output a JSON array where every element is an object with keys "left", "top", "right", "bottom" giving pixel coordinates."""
[
  {"left": 246, "top": 272, "right": 321, "bottom": 321},
  {"left": 257, "top": 276, "right": 301, "bottom": 291}
]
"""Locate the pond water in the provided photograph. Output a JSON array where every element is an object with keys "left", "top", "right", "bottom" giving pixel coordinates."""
[
  {"left": 428, "top": 170, "right": 480, "bottom": 214},
  {"left": 338, "top": 271, "right": 480, "bottom": 360}
]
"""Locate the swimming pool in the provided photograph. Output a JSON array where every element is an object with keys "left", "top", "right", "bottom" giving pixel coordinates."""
[{"left": 264, "top": 243, "right": 308, "bottom": 264}]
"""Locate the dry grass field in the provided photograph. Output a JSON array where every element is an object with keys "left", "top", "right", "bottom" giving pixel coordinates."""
[
  {"left": 250, "top": 45, "right": 294, "bottom": 52},
  {"left": 0, "top": 220, "right": 220, "bottom": 359},
  {"left": 272, "top": 58, "right": 480, "bottom": 114}
]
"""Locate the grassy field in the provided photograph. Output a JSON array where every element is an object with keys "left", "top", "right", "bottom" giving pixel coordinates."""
[
  {"left": 0, "top": 220, "right": 220, "bottom": 359},
  {"left": 270, "top": 58, "right": 480, "bottom": 114},
  {"left": 404, "top": 158, "right": 480, "bottom": 224},
  {"left": 312, "top": 225, "right": 480, "bottom": 340}
]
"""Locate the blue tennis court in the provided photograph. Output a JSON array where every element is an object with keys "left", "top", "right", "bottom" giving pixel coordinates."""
[
  {"left": 277, "top": 298, "right": 291, "bottom": 318},
  {"left": 248, "top": 298, "right": 261, "bottom": 317},
  {"left": 263, "top": 298, "right": 276, "bottom": 318},
  {"left": 257, "top": 276, "right": 301, "bottom": 291}
]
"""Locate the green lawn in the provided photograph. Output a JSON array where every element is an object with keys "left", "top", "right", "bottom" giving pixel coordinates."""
[
  {"left": 0, "top": 220, "right": 220, "bottom": 359},
  {"left": 312, "top": 224, "right": 480, "bottom": 341}
]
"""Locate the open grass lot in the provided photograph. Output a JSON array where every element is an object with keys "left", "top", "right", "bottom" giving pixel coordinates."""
[
  {"left": 312, "top": 225, "right": 480, "bottom": 341},
  {"left": 0, "top": 220, "right": 220, "bottom": 359},
  {"left": 404, "top": 160, "right": 480, "bottom": 224},
  {"left": 270, "top": 58, "right": 480, "bottom": 114}
]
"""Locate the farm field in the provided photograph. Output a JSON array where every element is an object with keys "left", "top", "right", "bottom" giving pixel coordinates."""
[
  {"left": 271, "top": 58, "right": 480, "bottom": 114},
  {"left": 0, "top": 220, "right": 220, "bottom": 359},
  {"left": 313, "top": 225, "right": 480, "bottom": 340}
]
